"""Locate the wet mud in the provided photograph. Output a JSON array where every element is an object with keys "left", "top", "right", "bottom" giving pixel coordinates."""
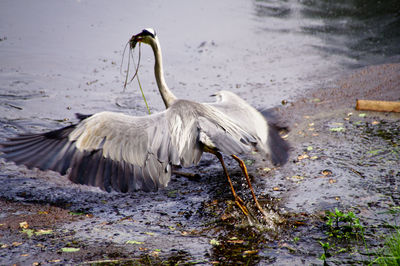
[{"left": 1, "top": 63, "right": 399, "bottom": 265}]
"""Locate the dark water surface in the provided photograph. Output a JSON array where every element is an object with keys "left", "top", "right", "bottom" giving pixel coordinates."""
[{"left": 1, "top": 0, "right": 399, "bottom": 123}]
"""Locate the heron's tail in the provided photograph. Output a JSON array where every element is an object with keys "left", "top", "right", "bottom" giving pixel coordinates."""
[
  {"left": 259, "top": 108, "right": 290, "bottom": 166},
  {"left": 267, "top": 123, "right": 290, "bottom": 165}
]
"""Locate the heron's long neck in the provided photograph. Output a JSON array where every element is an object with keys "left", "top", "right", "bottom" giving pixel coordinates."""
[{"left": 150, "top": 39, "right": 177, "bottom": 108}]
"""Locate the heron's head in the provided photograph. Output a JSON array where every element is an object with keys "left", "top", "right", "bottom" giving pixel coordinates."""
[{"left": 130, "top": 28, "right": 157, "bottom": 49}]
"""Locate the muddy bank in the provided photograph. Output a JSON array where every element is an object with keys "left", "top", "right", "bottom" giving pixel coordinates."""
[
  {"left": 1, "top": 63, "right": 399, "bottom": 265},
  {"left": 280, "top": 63, "right": 400, "bottom": 123}
]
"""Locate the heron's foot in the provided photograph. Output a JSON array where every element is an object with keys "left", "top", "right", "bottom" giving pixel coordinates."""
[
  {"left": 234, "top": 195, "right": 249, "bottom": 216},
  {"left": 255, "top": 201, "right": 268, "bottom": 218},
  {"left": 235, "top": 199, "right": 249, "bottom": 216}
]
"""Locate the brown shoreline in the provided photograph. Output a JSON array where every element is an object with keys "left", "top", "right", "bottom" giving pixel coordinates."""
[{"left": 278, "top": 63, "right": 400, "bottom": 124}]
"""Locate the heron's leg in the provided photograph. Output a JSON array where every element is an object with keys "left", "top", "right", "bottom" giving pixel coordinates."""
[
  {"left": 207, "top": 149, "right": 249, "bottom": 216},
  {"left": 231, "top": 155, "right": 266, "bottom": 215}
]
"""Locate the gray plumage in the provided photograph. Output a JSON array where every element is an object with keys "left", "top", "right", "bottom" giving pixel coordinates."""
[
  {"left": 0, "top": 28, "right": 289, "bottom": 194},
  {"left": 0, "top": 98, "right": 272, "bottom": 192}
]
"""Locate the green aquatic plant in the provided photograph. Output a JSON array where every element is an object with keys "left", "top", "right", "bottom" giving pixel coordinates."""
[
  {"left": 325, "top": 208, "right": 364, "bottom": 240},
  {"left": 371, "top": 206, "right": 400, "bottom": 265},
  {"left": 373, "top": 230, "right": 400, "bottom": 266},
  {"left": 318, "top": 208, "right": 369, "bottom": 263},
  {"left": 319, "top": 241, "right": 331, "bottom": 263}
]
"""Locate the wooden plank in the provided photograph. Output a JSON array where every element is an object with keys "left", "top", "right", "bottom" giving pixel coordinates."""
[{"left": 356, "top": 100, "right": 400, "bottom": 113}]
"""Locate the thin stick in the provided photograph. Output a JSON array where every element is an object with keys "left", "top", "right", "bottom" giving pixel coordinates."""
[
  {"left": 126, "top": 42, "right": 141, "bottom": 87},
  {"left": 122, "top": 41, "right": 140, "bottom": 90},
  {"left": 122, "top": 41, "right": 151, "bottom": 115},
  {"left": 172, "top": 170, "right": 201, "bottom": 181},
  {"left": 120, "top": 41, "right": 130, "bottom": 92},
  {"left": 136, "top": 71, "right": 151, "bottom": 115},
  {"left": 132, "top": 43, "right": 151, "bottom": 115}
]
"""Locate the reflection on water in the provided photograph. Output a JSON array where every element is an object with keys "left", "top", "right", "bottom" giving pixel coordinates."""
[{"left": 254, "top": 0, "right": 400, "bottom": 67}]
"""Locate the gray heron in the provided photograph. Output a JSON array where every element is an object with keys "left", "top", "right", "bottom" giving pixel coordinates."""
[{"left": 0, "top": 28, "right": 289, "bottom": 217}]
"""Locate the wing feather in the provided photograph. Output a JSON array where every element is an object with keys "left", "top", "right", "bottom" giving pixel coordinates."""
[
  {"left": 165, "top": 99, "right": 258, "bottom": 160},
  {"left": 94, "top": 155, "right": 106, "bottom": 189},
  {"left": 0, "top": 110, "right": 187, "bottom": 192},
  {"left": 65, "top": 111, "right": 184, "bottom": 192},
  {"left": 0, "top": 95, "right": 286, "bottom": 194},
  {"left": 84, "top": 150, "right": 102, "bottom": 187},
  {"left": 208, "top": 90, "right": 289, "bottom": 165},
  {"left": 37, "top": 138, "right": 69, "bottom": 170},
  {"left": 56, "top": 143, "right": 77, "bottom": 175}
]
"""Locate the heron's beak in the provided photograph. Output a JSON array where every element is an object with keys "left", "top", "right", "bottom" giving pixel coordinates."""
[{"left": 129, "top": 35, "right": 142, "bottom": 49}]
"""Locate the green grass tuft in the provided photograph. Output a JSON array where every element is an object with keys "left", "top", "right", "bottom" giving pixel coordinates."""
[{"left": 375, "top": 230, "right": 400, "bottom": 266}]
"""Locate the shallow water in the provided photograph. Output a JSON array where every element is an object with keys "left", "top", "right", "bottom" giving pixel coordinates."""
[{"left": 1, "top": 0, "right": 399, "bottom": 124}]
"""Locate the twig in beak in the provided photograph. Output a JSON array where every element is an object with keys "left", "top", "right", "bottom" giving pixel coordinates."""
[{"left": 121, "top": 38, "right": 151, "bottom": 115}]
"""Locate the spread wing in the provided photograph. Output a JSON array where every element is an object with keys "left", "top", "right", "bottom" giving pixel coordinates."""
[
  {"left": 208, "top": 90, "right": 289, "bottom": 165},
  {"left": 0, "top": 99, "right": 259, "bottom": 193},
  {"left": 0, "top": 111, "right": 184, "bottom": 192}
]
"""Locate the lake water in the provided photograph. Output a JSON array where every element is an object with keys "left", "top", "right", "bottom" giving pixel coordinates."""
[{"left": 1, "top": 0, "right": 399, "bottom": 127}]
